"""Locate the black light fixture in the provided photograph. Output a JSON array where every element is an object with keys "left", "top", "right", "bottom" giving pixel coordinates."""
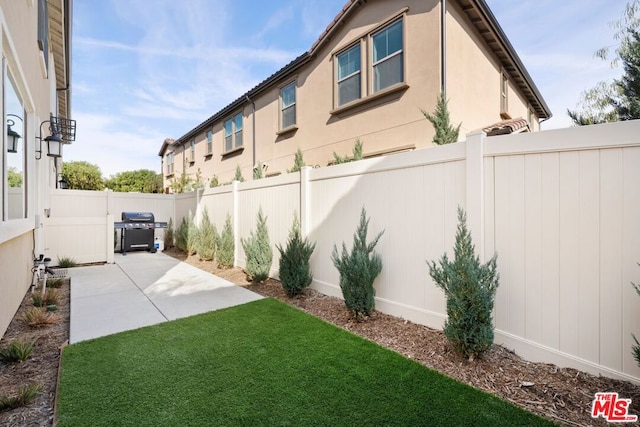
[
  {"left": 6, "top": 114, "right": 22, "bottom": 153},
  {"left": 36, "top": 114, "right": 76, "bottom": 160},
  {"left": 57, "top": 174, "right": 68, "bottom": 189}
]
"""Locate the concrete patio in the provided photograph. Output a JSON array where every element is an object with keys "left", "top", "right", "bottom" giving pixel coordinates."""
[{"left": 69, "top": 251, "right": 263, "bottom": 343}]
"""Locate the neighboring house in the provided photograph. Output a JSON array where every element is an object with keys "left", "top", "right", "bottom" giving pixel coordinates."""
[
  {"left": 159, "top": 0, "right": 551, "bottom": 190},
  {"left": 0, "top": 0, "right": 73, "bottom": 336}
]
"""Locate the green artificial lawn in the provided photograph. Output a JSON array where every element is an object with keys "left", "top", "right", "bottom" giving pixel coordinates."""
[{"left": 57, "top": 298, "right": 553, "bottom": 426}]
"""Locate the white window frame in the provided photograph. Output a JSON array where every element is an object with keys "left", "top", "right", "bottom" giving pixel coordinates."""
[
  {"left": 371, "top": 18, "right": 404, "bottom": 94},
  {"left": 280, "top": 81, "right": 296, "bottom": 130},
  {"left": 189, "top": 139, "right": 195, "bottom": 163},
  {"left": 206, "top": 130, "right": 213, "bottom": 155},
  {"left": 336, "top": 43, "right": 362, "bottom": 106},
  {"left": 166, "top": 152, "right": 174, "bottom": 176},
  {"left": 224, "top": 112, "right": 243, "bottom": 153},
  {"left": 500, "top": 71, "right": 509, "bottom": 115}
]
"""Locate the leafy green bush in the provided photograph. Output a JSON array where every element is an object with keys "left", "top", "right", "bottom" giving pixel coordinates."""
[
  {"left": 164, "top": 217, "right": 174, "bottom": 249},
  {"left": 209, "top": 175, "right": 219, "bottom": 188},
  {"left": 195, "top": 208, "right": 216, "bottom": 261},
  {"left": 253, "top": 161, "right": 265, "bottom": 180},
  {"left": 216, "top": 214, "right": 235, "bottom": 268},
  {"left": 0, "top": 340, "right": 35, "bottom": 363},
  {"left": 276, "top": 214, "right": 316, "bottom": 297},
  {"left": 331, "top": 207, "right": 384, "bottom": 320},
  {"left": 57, "top": 257, "right": 77, "bottom": 268},
  {"left": 427, "top": 207, "right": 499, "bottom": 361},
  {"left": 0, "top": 384, "right": 41, "bottom": 410},
  {"left": 633, "top": 264, "right": 640, "bottom": 367},
  {"left": 241, "top": 208, "right": 273, "bottom": 283}
]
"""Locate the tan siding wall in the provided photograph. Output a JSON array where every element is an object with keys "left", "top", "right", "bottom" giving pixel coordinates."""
[{"left": 0, "top": 233, "right": 32, "bottom": 338}]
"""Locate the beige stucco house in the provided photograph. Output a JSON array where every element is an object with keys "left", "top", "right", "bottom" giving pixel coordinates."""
[
  {"left": 159, "top": 0, "right": 551, "bottom": 190},
  {"left": 0, "top": 0, "right": 73, "bottom": 336}
]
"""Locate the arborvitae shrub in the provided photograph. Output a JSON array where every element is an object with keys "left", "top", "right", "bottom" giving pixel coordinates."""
[
  {"left": 421, "top": 93, "right": 461, "bottom": 145},
  {"left": 287, "top": 148, "right": 306, "bottom": 173},
  {"left": 164, "top": 217, "right": 174, "bottom": 249},
  {"left": 253, "top": 161, "right": 264, "bottom": 180},
  {"left": 241, "top": 208, "right": 272, "bottom": 283},
  {"left": 234, "top": 165, "right": 245, "bottom": 182},
  {"left": 216, "top": 214, "right": 235, "bottom": 268},
  {"left": 175, "top": 217, "right": 188, "bottom": 253},
  {"left": 276, "top": 214, "right": 315, "bottom": 297},
  {"left": 333, "top": 138, "right": 364, "bottom": 164},
  {"left": 186, "top": 212, "right": 198, "bottom": 256},
  {"left": 331, "top": 207, "right": 384, "bottom": 320},
  {"left": 195, "top": 207, "right": 216, "bottom": 261},
  {"left": 427, "top": 207, "right": 499, "bottom": 361}
]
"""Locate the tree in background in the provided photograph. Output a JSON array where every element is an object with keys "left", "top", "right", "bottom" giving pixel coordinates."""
[
  {"left": 104, "top": 169, "right": 161, "bottom": 193},
  {"left": 61, "top": 161, "right": 104, "bottom": 190},
  {"left": 421, "top": 93, "right": 461, "bottom": 145},
  {"left": 169, "top": 170, "right": 194, "bottom": 193},
  {"left": 7, "top": 167, "right": 22, "bottom": 187},
  {"left": 568, "top": 1, "right": 640, "bottom": 124}
]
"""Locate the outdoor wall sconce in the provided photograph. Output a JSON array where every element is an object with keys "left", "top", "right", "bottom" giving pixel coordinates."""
[
  {"left": 6, "top": 114, "right": 22, "bottom": 153},
  {"left": 36, "top": 114, "right": 76, "bottom": 160},
  {"left": 57, "top": 174, "right": 68, "bottom": 189}
]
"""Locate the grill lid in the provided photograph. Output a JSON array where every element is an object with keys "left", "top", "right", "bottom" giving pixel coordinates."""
[{"left": 121, "top": 212, "right": 155, "bottom": 222}]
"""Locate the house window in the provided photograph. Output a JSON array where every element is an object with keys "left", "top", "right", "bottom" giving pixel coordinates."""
[
  {"left": 280, "top": 81, "right": 296, "bottom": 129},
  {"left": 5, "top": 63, "right": 27, "bottom": 221},
  {"left": 37, "top": 0, "right": 49, "bottom": 76},
  {"left": 337, "top": 44, "right": 361, "bottom": 106},
  {"left": 500, "top": 72, "right": 509, "bottom": 114},
  {"left": 206, "top": 130, "right": 213, "bottom": 155},
  {"left": 189, "top": 140, "right": 195, "bottom": 163},
  {"left": 166, "top": 152, "right": 174, "bottom": 176},
  {"left": 372, "top": 19, "right": 403, "bottom": 92},
  {"left": 224, "top": 112, "right": 243, "bottom": 153}
]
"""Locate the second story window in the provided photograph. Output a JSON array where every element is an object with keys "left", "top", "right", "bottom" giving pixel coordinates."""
[
  {"left": 280, "top": 81, "right": 296, "bottom": 129},
  {"left": 189, "top": 140, "right": 195, "bottom": 163},
  {"left": 501, "top": 71, "right": 509, "bottom": 115},
  {"left": 206, "top": 130, "right": 213, "bottom": 155},
  {"left": 372, "top": 19, "right": 403, "bottom": 92},
  {"left": 224, "top": 112, "right": 243, "bottom": 153},
  {"left": 337, "top": 44, "right": 361, "bottom": 106},
  {"left": 166, "top": 152, "right": 175, "bottom": 176}
]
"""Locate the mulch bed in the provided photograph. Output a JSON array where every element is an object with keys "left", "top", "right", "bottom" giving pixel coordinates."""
[{"left": 0, "top": 249, "right": 638, "bottom": 426}]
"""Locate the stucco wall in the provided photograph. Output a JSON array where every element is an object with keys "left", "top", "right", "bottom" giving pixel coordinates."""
[{"left": 0, "top": 232, "right": 33, "bottom": 337}]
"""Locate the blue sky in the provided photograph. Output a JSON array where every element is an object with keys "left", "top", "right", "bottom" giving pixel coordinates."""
[{"left": 67, "top": 0, "right": 628, "bottom": 177}]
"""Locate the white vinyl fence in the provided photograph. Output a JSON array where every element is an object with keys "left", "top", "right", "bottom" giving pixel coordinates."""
[{"left": 43, "top": 120, "right": 640, "bottom": 383}]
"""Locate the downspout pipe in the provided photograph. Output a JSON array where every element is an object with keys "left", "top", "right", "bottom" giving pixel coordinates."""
[
  {"left": 245, "top": 95, "right": 256, "bottom": 167},
  {"left": 441, "top": 0, "right": 446, "bottom": 98}
]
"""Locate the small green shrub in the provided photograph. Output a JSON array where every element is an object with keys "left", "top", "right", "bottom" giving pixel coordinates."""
[
  {"left": 195, "top": 207, "right": 216, "bottom": 261},
  {"left": 23, "top": 307, "right": 59, "bottom": 328},
  {"left": 32, "top": 289, "right": 59, "bottom": 307},
  {"left": 241, "top": 208, "right": 272, "bottom": 283},
  {"left": 234, "top": 165, "right": 245, "bottom": 182},
  {"left": 632, "top": 264, "right": 640, "bottom": 367},
  {"left": 333, "top": 138, "right": 364, "bottom": 164},
  {"left": 209, "top": 175, "right": 219, "bottom": 188},
  {"left": 287, "top": 148, "right": 306, "bottom": 173},
  {"left": 175, "top": 212, "right": 197, "bottom": 255},
  {"left": 0, "top": 340, "right": 35, "bottom": 363},
  {"left": 276, "top": 214, "right": 315, "bottom": 297},
  {"left": 427, "top": 207, "right": 499, "bottom": 361},
  {"left": 164, "top": 217, "right": 175, "bottom": 249},
  {"left": 0, "top": 383, "right": 41, "bottom": 410},
  {"left": 57, "top": 257, "right": 77, "bottom": 268},
  {"left": 331, "top": 207, "right": 384, "bottom": 321},
  {"left": 216, "top": 214, "right": 235, "bottom": 268},
  {"left": 46, "top": 278, "right": 64, "bottom": 288}
]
